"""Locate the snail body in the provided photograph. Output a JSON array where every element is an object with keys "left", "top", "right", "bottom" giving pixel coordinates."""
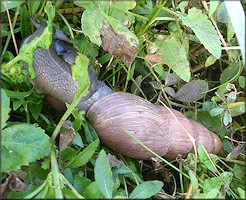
[{"left": 24, "top": 21, "right": 223, "bottom": 160}]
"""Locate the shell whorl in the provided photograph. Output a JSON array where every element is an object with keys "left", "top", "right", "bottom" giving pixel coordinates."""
[{"left": 87, "top": 92, "right": 223, "bottom": 159}]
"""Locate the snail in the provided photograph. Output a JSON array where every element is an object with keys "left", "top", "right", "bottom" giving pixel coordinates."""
[{"left": 23, "top": 21, "right": 223, "bottom": 160}]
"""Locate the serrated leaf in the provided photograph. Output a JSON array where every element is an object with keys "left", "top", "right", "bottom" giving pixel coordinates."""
[
  {"left": 44, "top": 1, "right": 55, "bottom": 22},
  {"left": 1, "top": 124, "right": 51, "bottom": 172},
  {"left": 181, "top": 7, "right": 221, "bottom": 59},
  {"left": 129, "top": 180, "right": 163, "bottom": 199},
  {"left": 174, "top": 80, "right": 208, "bottom": 102},
  {"left": 63, "top": 139, "right": 99, "bottom": 168},
  {"left": 157, "top": 36, "right": 190, "bottom": 82},
  {"left": 1, "top": 90, "right": 11, "bottom": 129},
  {"left": 76, "top": 1, "right": 139, "bottom": 67},
  {"left": 94, "top": 150, "right": 114, "bottom": 198}
]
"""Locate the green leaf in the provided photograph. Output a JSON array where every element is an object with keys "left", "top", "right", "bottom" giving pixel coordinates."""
[
  {"left": 188, "top": 170, "right": 198, "bottom": 192},
  {"left": 220, "top": 62, "right": 241, "bottom": 84},
  {"left": 209, "top": 107, "right": 224, "bottom": 117},
  {"left": 174, "top": 80, "right": 208, "bottom": 102},
  {"left": 181, "top": 7, "right": 221, "bottom": 59},
  {"left": 20, "top": 4, "right": 32, "bottom": 39},
  {"left": 71, "top": 53, "right": 90, "bottom": 101},
  {"left": 229, "top": 102, "right": 245, "bottom": 117},
  {"left": 209, "top": 1, "right": 220, "bottom": 17},
  {"left": 94, "top": 150, "right": 114, "bottom": 198},
  {"left": 82, "top": 181, "right": 104, "bottom": 199},
  {"left": 1, "top": 90, "right": 11, "bottom": 129},
  {"left": 9, "top": 25, "right": 53, "bottom": 79},
  {"left": 110, "top": 1, "right": 136, "bottom": 23},
  {"left": 197, "top": 111, "right": 222, "bottom": 132},
  {"left": 157, "top": 36, "right": 190, "bottom": 82},
  {"left": 129, "top": 180, "right": 163, "bottom": 199},
  {"left": 238, "top": 76, "right": 246, "bottom": 88},
  {"left": 205, "top": 55, "right": 217, "bottom": 67},
  {"left": 237, "top": 187, "right": 246, "bottom": 199},
  {"left": 1, "top": 0, "right": 25, "bottom": 12},
  {"left": 3, "top": 88, "right": 32, "bottom": 98},
  {"left": 198, "top": 146, "right": 218, "bottom": 173},
  {"left": 44, "top": 1, "right": 56, "bottom": 22},
  {"left": 233, "top": 164, "right": 245, "bottom": 180},
  {"left": 76, "top": 1, "right": 138, "bottom": 66},
  {"left": 29, "top": 0, "right": 41, "bottom": 16},
  {"left": 223, "top": 110, "right": 232, "bottom": 126},
  {"left": 1, "top": 124, "right": 51, "bottom": 172},
  {"left": 63, "top": 139, "right": 99, "bottom": 168},
  {"left": 205, "top": 188, "right": 219, "bottom": 198}
]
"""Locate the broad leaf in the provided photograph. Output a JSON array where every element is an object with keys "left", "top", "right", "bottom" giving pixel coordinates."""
[
  {"left": 228, "top": 102, "right": 245, "bottom": 117},
  {"left": 71, "top": 53, "right": 90, "bottom": 101},
  {"left": 1, "top": 90, "right": 11, "bottom": 129},
  {"left": 181, "top": 7, "right": 221, "bottom": 59},
  {"left": 1, "top": 0, "right": 25, "bottom": 12},
  {"left": 82, "top": 181, "right": 104, "bottom": 199},
  {"left": 2, "top": 124, "right": 51, "bottom": 172},
  {"left": 129, "top": 180, "right": 163, "bottom": 199},
  {"left": 75, "top": 0, "right": 139, "bottom": 67},
  {"left": 94, "top": 150, "right": 114, "bottom": 198},
  {"left": 209, "top": 1, "right": 220, "bottom": 17},
  {"left": 157, "top": 36, "right": 190, "bottom": 82},
  {"left": 63, "top": 139, "right": 99, "bottom": 168}
]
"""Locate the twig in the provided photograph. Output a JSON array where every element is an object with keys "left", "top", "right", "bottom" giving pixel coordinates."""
[{"left": 3, "top": 0, "right": 19, "bottom": 55}]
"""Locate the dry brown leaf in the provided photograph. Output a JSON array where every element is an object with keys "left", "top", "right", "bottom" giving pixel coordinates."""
[
  {"left": 144, "top": 54, "right": 163, "bottom": 65},
  {"left": 59, "top": 125, "right": 76, "bottom": 153},
  {"left": 107, "top": 153, "right": 122, "bottom": 168},
  {"left": 226, "top": 143, "right": 245, "bottom": 160},
  {"left": 0, "top": 172, "right": 26, "bottom": 198},
  {"left": 100, "top": 26, "right": 138, "bottom": 67}
]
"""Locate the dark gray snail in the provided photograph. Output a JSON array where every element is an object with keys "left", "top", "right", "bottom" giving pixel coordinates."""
[{"left": 23, "top": 21, "right": 223, "bottom": 160}]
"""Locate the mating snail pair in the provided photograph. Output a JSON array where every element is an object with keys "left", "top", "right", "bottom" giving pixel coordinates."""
[{"left": 23, "top": 21, "right": 223, "bottom": 160}]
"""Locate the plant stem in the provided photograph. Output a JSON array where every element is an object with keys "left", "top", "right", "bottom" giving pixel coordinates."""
[
  {"left": 57, "top": 12, "right": 75, "bottom": 39},
  {"left": 162, "top": 7, "right": 179, "bottom": 17},
  {"left": 2, "top": 5, "right": 20, "bottom": 56},
  {"left": 142, "top": 0, "right": 168, "bottom": 35},
  {"left": 50, "top": 147, "right": 63, "bottom": 198},
  {"left": 60, "top": 174, "right": 84, "bottom": 198},
  {"left": 50, "top": 89, "right": 88, "bottom": 142},
  {"left": 126, "top": 11, "right": 149, "bottom": 21},
  {"left": 24, "top": 179, "right": 47, "bottom": 199}
]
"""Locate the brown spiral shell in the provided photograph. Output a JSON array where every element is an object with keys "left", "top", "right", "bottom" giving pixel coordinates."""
[{"left": 87, "top": 92, "right": 223, "bottom": 159}]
